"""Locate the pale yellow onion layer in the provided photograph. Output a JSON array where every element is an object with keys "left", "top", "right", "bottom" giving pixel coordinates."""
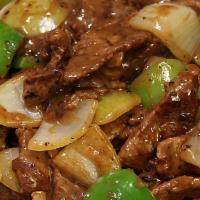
[{"left": 130, "top": 3, "right": 200, "bottom": 62}]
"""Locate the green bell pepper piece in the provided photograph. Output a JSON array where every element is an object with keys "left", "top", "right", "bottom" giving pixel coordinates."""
[
  {"left": 14, "top": 56, "right": 38, "bottom": 69},
  {"left": 130, "top": 59, "right": 187, "bottom": 108},
  {"left": 84, "top": 169, "right": 155, "bottom": 200},
  {"left": 0, "top": 0, "right": 11, "bottom": 8},
  {"left": 0, "top": 21, "right": 23, "bottom": 76}
]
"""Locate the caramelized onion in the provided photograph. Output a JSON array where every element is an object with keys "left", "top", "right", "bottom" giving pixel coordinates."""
[
  {"left": 1, "top": 0, "right": 68, "bottom": 35},
  {"left": 130, "top": 3, "right": 200, "bottom": 62}
]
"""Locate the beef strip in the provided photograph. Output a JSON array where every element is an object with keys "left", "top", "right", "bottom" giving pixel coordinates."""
[
  {"left": 52, "top": 169, "right": 84, "bottom": 200},
  {"left": 66, "top": 0, "right": 112, "bottom": 37},
  {"left": 0, "top": 184, "right": 29, "bottom": 200},
  {"left": 44, "top": 87, "right": 108, "bottom": 123},
  {"left": 152, "top": 176, "right": 200, "bottom": 200},
  {"left": 156, "top": 136, "right": 200, "bottom": 178},
  {"left": 63, "top": 19, "right": 151, "bottom": 83},
  {"left": 121, "top": 38, "right": 169, "bottom": 82},
  {"left": 23, "top": 28, "right": 71, "bottom": 107},
  {"left": 119, "top": 65, "right": 199, "bottom": 170},
  {"left": 23, "top": 67, "right": 64, "bottom": 107},
  {"left": 0, "top": 126, "right": 8, "bottom": 150},
  {"left": 18, "top": 28, "right": 71, "bottom": 64},
  {"left": 77, "top": 72, "right": 127, "bottom": 90},
  {"left": 12, "top": 128, "right": 51, "bottom": 195}
]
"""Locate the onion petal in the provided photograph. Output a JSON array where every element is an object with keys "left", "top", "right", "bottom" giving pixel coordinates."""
[
  {"left": 1, "top": 0, "right": 68, "bottom": 36},
  {"left": 0, "top": 148, "right": 20, "bottom": 192},
  {"left": 181, "top": 130, "right": 200, "bottom": 168},
  {"left": 130, "top": 3, "right": 200, "bottom": 62},
  {"left": 0, "top": 75, "right": 42, "bottom": 128},
  {"left": 53, "top": 124, "right": 120, "bottom": 186},
  {"left": 28, "top": 99, "right": 98, "bottom": 151}
]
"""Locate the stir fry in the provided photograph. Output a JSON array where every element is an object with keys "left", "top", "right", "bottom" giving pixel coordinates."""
[{"left": 0, "top": 0, "right": 200, "bottom": 200}]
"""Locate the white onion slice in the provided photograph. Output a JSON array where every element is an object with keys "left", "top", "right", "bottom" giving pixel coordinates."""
[
  {"left": 28, "top": 99, "right": 98, "bottom": 151},
  {"left": 0, "top": 148, "right": 20, "bottom": 192},
  {"left": 0, "top": 75, "right": 42, "bottom": 128},
  {"left": 1, "top": 0, "right": 68, "bottom": 36},
  {"left": 53, "top": 124, "right": 120, "bottom": 186},
  {"left": 181, "top": 132, "right": 200, "bottom": 168},
  {"left": 130, "top": 3, "right": 200, "bottom": 62}
]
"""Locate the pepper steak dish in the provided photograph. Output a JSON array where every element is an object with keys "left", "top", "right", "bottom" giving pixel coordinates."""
[{"left": 0, "top": 0, "right": 200, "bottom": 200}]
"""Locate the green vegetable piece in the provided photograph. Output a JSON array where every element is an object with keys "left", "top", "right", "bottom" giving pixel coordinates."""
[
  {"left": 94, "top": 91, "right": 141, "bottom": 125},
  {"left": 0, "top": 0, "right": 11, "bottom": 8},
  {"left": 130, "top": 59, "right": 187, "bottom": 108},
  {"left": 84, "top": 169, "right": 155, "bottom": 200},
  {"left": 14, "top": 56, "right": 38, "bottom": 69},
  {"left": 0, "top": 22, "right": 23, "bottom": 76}
]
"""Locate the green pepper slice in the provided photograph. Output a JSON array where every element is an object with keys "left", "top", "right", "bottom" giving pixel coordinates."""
[
  {"left": 130, "top": 59, "right": 187, "bottom": 108},
  {"left": 84, "top": 169, "right": 155, "bottom": 200},
  {"left": 0, "top": 21, "right": 23, "bottom": 76}
]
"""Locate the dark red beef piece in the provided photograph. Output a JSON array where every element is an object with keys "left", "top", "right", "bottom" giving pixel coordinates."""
[
  {"left": 152, "top": 176, "right": 200, "bottom": 200},
  {"left": 12, "top": 128, "right": 51, "bottom": 195},
  {"left": 0, "top": 184, "right": 30, "bottom": 200},
  {"left": 156, "top": 136, "right": 200, "bottom": 178},
  {"left": 63, "top": 19, "right": 151, "bottom": 83},
  {"left": 119, "top": 65, "right": 199, "bottom": 170},
  {"left": 52, "top": 169, "right": 84, "bottom": 200}
]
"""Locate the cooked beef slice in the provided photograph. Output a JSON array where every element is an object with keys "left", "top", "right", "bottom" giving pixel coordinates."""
[
  {"left": 18, "top": 28, "right": 71, "bottom": 64},
  {"left": 13, "top": 128, "right": 51, "bottom": 195},
  {"left": 23, "top": 28, "right": 71, "bottom": 107},
  {"left": 121, "top": 38, "right": 169, "bottom": 82},
  {"left": 52, "top": 169, "right": 84, "bottom": 200},
  {"left": 77, "top": 72, "right": 127, "bottom": 90},
  {"left": 156, "top": 136, "right": 200, "bottom": 178},
  {"left": 63, "top": 20, "right": 151, "bottom": 83},
  {"left": 23, "top": 67, "right": 63, "bottom": 107},
  {"left": 67, "top": 0, "right": 112, "bottom": 36},
  {"left": 119, "top": 66, "right": 199, "bottom": 170},
  {"left": 152, "top": 176, "right": 200, "bottom": 200},
  {"left": 0, "top": 184, "right": 29, "bottom": 200},
  {"left": 15, "top": 128, "right": 35, "bottom": 149},
  {"left": 0, "top": 126, "right": 9, "bottom": 150}
]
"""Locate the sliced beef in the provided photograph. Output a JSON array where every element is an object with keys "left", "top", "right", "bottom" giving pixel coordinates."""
[
  {"left": 77, "top": 72, "right": 127, "bottom": 90},
  {"left": 121, "top": 38, "right": 169, "bottom": 82},
  {"left": 15, "top": 128, "right": 35, "bottom": 149},
  {"left": 156, "top": 136, "right": 200, "bottom": 178},
  {"left": 0, "top": 184, "right": 29, "bottom": 200},
  {"left": 63, "top": 20, "right": 151, "bottom": 83},
  {"left": 44, "top": 87, "right": 108, "bottom": 123},
  {"left": 101, "top": 115, "right": 128, "bottom": 140},
  {"left": 23, "top": 67, "right": 63, "bottom": 107},
  {"left": 12, "top": 128, "right": 51, "bottom": 195},
  {"left": 129, "top": 0, "right": 161, "bottom": 9},
  {"left": 52, "top": 169, "right": 84, "bottom": 200},
  {"left": 19, "top": 28, "right": 71, "bottom": 64},
  {"left": 23, "top": 28, "right": 71, "bottom": 107},
  {"left": 0, "top": 126, "right": 8, "bottom": 150},
  {"left": 152, "top": 176, "right": 200, "bottom": 200},
  {"left": 67, "top": 0, "right": 112, "bottom": 36},
  {"left": 119, "top": 66, "right": 199, "bottom": 170}
]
